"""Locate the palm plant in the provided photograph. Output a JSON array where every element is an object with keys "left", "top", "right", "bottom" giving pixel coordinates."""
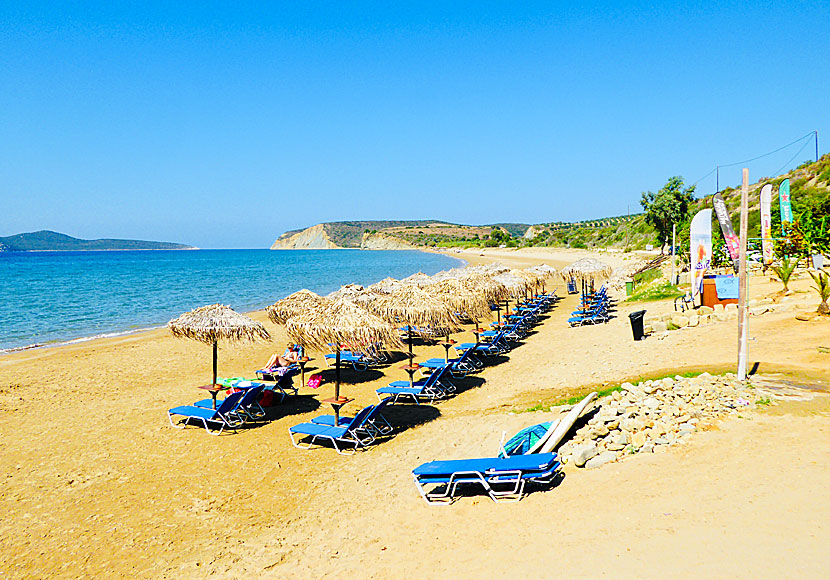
[
  {"left": 808, "top": 269, "right": 830, "bottom": 315},
  {"left": 771, "top": 255, "right": 798, "bottom": 292}
]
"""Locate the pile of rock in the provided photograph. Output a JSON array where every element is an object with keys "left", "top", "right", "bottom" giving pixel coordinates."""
[
  {"left": 643, "top": 297, "right": 799, "bottom": 334},
  {"left": 644, "top": 305, "right": 733, "bottom": 334},
  {"left": 557, "top": 373, "right": 771, "bottom": 469}
]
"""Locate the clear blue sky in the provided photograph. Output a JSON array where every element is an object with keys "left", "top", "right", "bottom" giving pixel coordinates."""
[{"left": 2, "top": 2, "right": 828, "bottom": 248}]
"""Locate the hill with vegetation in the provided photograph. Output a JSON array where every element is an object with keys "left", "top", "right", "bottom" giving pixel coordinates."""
[
  {"left": 272, "top": 154, "right": 829, "bottom": 252},
  {"left": 271, "top": 221, "right": 530, "bottom": 249},
  {"left": 0, "top": 230, "right": 197, "bottom": 252}
]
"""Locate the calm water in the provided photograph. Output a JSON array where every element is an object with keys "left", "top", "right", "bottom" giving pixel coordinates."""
[{"left": 0, "top": 249, "right": 463, "bottom": 351}]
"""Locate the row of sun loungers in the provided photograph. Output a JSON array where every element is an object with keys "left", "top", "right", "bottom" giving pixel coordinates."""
[
  {"left": 168, "top": 289, "right": 565, "bottom": 502},
  {"left": 568, "top": 285, "right": 614, "bottom": 326}
]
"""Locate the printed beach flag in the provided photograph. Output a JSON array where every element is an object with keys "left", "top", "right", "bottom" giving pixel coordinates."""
[
  {"left": 690, "top": 209, "right": 712, "bottom": 297},
  {"left": 779, "top": 178, "right": 793, "bottom": 234},
  {"left": 760, "top": 184, "right": 774, "bottom": 265},
  {"left": 712, "top": 193, "right": 740, "bottom": 273}
]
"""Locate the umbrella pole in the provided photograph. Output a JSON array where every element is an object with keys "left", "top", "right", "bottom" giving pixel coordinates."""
[
  {"left": 407, "top": 325, "right": 413, "bottom": 363},
  {"left": 212, "top": 341, "right": 218, "bottom": 386},
  {"left": 334, "top": 348, "right": 341, "bottom": 422}
]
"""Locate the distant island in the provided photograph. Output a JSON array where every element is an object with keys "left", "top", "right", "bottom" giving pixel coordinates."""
[{"left": 0, "top": 230, "right": 197, "bottom": 252}]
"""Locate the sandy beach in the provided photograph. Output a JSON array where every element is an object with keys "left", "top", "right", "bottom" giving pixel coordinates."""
[{"left": 1, "top": 247, "right": 828, "bottom": 579}]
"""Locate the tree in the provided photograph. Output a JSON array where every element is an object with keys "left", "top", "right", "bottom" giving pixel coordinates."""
[{"left": 640, "top": 176, "right": 696, "bottom": 253}]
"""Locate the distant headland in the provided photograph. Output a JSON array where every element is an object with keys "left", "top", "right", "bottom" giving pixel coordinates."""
[{"left": 0, "top": 230, "right": 197, "bottom": 252}]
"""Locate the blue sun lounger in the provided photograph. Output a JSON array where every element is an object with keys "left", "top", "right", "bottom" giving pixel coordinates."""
[
  {"left": 194, "top": 383, "right": 266, "bottom": 422},
  {"left": 168, "top": 390, "right": 246, "bottom": 435},
  {"left": 311, "top": 396, "right": 394, "bottom": 437},
  {"left": 289, "top": 405, "right": 376, "bottom": 454},
  {"left": 375, "top": 365, "right": 454, "bottom": 404},
  {"left": 412, "top": 452, "right": 561, "bottom": 504},
  {"left": 419, "top": 346, "right": 479, "bottom": 378}
]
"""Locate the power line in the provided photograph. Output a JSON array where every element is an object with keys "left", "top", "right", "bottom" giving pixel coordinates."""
[
  {"left": 771, "top": 138, "right": 814, "bottom": 177},
  {"left": 718, "top": 131, "right": 815, "bottom": 168},
  {"left": 690, "top": 167, "right": 716, "bottom": 187}
]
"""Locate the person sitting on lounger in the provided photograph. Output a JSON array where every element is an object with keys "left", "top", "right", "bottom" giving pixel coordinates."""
[{"left": 264, "top": 344, "right": 303, "bottom": 370}]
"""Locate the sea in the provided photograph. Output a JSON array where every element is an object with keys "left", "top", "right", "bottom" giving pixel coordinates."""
[{"left": 0, "top": 249, "right": 464, "bottom": 352}]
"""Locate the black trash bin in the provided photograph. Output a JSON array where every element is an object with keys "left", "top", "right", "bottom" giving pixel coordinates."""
[{"left": 628, "top": 310, "right": 646, "bottom": 341}]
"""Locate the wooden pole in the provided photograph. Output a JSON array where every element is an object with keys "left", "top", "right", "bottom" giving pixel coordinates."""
[
  {"left": 671, "top": 223, "right": 676, "bottom": 285},
  {"left": 737, "top": 168, "right": 749, "bottom": 380},
  {"left": 334, "top": 348, "right": 341, "bottom": 422},
  {"left": 212, "top": 341, "right": 218, "bottom": 386}
]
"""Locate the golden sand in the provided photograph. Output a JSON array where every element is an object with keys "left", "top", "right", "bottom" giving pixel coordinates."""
[{"left": 1, "top": 248, "right": 828, "bottom": 578}]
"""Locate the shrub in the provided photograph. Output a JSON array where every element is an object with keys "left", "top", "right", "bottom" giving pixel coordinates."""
[
  {"left": 772, "top": 256, "right": 798, "bottom": 292},
  {"left": 808, "top": 269, "right": 830, "bottom": 315}
]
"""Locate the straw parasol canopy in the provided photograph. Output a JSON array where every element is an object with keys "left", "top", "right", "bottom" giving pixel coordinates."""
[
  {"left": 168, "top": 304, "right": 271, "bottom": 387},
  {"left": 285, "top": 298, "right": 401, "bottom": 413},
  {"left": 493, "top": 271, "right": 531, "bottom": 298},
  {"left": 367, "top": 285, "right": 459, "bottom": 331},
  {"left": 426, "top": 278, "right": 492, "bottom": 323},
  {"left": 400, "top": 271, "right": 436, "bottom": 287},
  {"left": 266, "top": 290, "right": 331, "bottom": 324},
  {"left": 526, "top": 264, "right": 558, "bottom": 294},
  {"left": 367, "top": 277, "right": 404, "bottom": 294},
  {"left": 367, "top": 285, "right": 459, "bottom": 362},
  {"left": 327, "top": 284, "right": 382, "bottom": 308},
  {"left": 527, "top": 264, "right": 557, "bottom": 278},
  {"left": 285, "top": 298, "right": 401, "bottom": 354},
  {"left": 560, "top": 258, "right": 612, "bottom": 283},
  {"left": 326, "top": 283, "right": 363, "bottom": 299}
]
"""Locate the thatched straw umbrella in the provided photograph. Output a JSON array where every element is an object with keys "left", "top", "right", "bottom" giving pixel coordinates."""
[
  {"left": 285, "top": 299, "right": 401, "bottom": 420},
  {"left": 327, "top": 284, "right": 381, "bottom": 308},
  {"left": 168, "top": 304, "right": 271, "bottom": 388},
  {"left": 493, "top": 271, "right": 530, "bottom": 298},
  {"left": 400, "top": 271, "right": 436, "bottom": 287},
  {"left": 428, "top": 279, "right": 492, "bottom": 322},
  {"left": 266, "top": 289, "right": 331, "bottom": 325},
  {"left": 491, "top": 271, "right": 532, "bottom": 322},
  {"left": 526, "top": 264, "right": 558, "bottom": 295},
  {"left": 561, "top": 258, "right": 612, "bottom": 294},
  {"left": 367, "top": 285, "right": 459, "bottom": 364},
  {"left": 367, "top": 277, "right": 404, "bottom": 294},
  {"left": 459, "top": 273, "right": 508, "bottom": 305},
  {"left": 424, "top": 279, "right": 492, "bottom": 360}
]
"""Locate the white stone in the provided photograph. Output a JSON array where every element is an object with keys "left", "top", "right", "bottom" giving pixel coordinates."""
[
  {"left": 572, "top": 443, "right": 598, "bottom": 467},
  {"left": 671, "top": 314, "right": 690, "bottom": 328},
  {"left": 585, "top": 451, "right": 617, "bottom": 469}
]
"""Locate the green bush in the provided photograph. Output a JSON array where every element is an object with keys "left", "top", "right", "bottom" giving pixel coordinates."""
[{"left": 626, "top": 280, "right": 684, "bottom": 302}]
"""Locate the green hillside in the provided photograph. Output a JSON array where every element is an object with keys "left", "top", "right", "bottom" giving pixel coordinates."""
[
  {"left": 0, "top": 230, "right": 196, "bottom": 251},
  {"left": 274, "top": 155, "right": 828, "bottom": 252}
]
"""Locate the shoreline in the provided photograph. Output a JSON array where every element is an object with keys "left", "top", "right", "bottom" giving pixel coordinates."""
[{"left": 0, "top": 248, "right": 468, "bottom": 356}]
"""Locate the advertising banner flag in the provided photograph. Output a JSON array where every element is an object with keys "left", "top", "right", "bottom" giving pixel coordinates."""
[
  {"left": 712, "top": 193, "right": 740, "bottom": 273},
  {"left": 779, "top": 178, "right": 793, "bottom": 234},
  {"left": 760, "top": 184, "right": 774, "bottom": 265},
  {"left": 690, "top": 209, "right": 713, "bottom": 298}
]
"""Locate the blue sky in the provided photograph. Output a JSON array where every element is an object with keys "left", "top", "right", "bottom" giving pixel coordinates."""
[{"left": 2, "top": 2, "right": 828, "bottom": 248}]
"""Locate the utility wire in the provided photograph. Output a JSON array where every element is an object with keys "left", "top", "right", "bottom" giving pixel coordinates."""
[
  {"left": 771, "top": 138, "right": 813, "bottom": 177},
  {"left": 717, "top": 131, "right": 815, "bottom": 168},
  {"left": 690, "top": 167, "right": 716, "bottom": 187}
]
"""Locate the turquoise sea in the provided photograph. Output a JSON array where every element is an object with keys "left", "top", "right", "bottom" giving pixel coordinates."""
[{"left": 0, "top": 249, "right": 463, "bottom": 352}]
